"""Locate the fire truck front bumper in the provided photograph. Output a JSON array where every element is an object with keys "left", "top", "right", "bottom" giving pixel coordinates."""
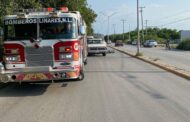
[{"left": 0, "top": 66, "right": 80, "bottom": 83}]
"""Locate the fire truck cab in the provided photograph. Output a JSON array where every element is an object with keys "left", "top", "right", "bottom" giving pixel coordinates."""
[{"left": 0, "top": 7, "right": 88, "bottom": 83}]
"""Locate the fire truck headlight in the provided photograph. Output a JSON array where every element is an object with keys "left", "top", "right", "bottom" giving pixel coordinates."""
[
  {"left": 65, "top": 54, "right": 72, "bottom": 59},
  {"left": 5, "top": 56, "right": 20, "bottom": 62},
  {"left": 59, "top": 54, "right": 72, "bottom": 60}
]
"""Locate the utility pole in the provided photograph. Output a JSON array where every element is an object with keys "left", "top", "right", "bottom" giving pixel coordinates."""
[
  {"left": 139, "top": 6, "right": 145, "bottom": 44},
  {"left": 145, "top": 20, "right": 148, "bottom": 36},
  {"left": 121, "top": 19, "right": 127, "bottom": 42},
  {"left": 113, "top": 24, "right": 116, "bottom": 42},
  {"left": 137, "top": 0, "right": 140, "bottom": 54}
]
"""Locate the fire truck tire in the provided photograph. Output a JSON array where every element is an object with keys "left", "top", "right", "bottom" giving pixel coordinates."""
[
  {"left": 102, "top": 53, "right": 106, "bottom": 56},
  {"left": 76, "top": 70, "right": 84, "bottom": 81}
]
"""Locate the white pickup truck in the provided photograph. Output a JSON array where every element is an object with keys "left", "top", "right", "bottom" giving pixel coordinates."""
[{"left": 87, "top": 38, "right": 108, "bottom": 56}]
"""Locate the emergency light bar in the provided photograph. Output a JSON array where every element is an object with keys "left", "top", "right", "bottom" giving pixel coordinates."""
[
  {"left": 60, "top": 7, "right": 69, "bottom": 12},
  {"left": 17, "top": 13, "right": 28, "bottom": 18},
  {"left": 16, "top": 7, "right": 69, "bottom": 14}
]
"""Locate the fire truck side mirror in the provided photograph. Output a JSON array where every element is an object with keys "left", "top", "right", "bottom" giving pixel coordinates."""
[
  {"left": 0, "top": 62, "right": 5, "bottom": 72},
  {"left": 80, "top": 26, "right": 86, "bottom": 35}
]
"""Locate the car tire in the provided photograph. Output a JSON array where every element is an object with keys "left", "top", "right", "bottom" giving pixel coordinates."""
[
  {"left": 84, "top": 59, "right": 87, "bottom": 65},
  {"left": 102, "top": 53, "right": 106, "bottom": 56},
  {"left": 87, "top": 53, "right": 91, "bottom": 56}
]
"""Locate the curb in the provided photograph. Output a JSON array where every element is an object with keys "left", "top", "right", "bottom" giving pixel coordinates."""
[{"left": 110, "top": 46, "right": 190, "bottom": 81}]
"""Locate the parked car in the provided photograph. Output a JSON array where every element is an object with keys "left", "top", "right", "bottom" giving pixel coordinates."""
[
  {"left": 131, "top": 41, "right": 137, "bottom": 45},
  {"left": 87, "top": 38, "right": 108, "bottom": 56},
  {"left": 115, "top": 40, "right": 124, "bottom": 46},
  {"left": 143, "top": 40, "right": 158, "bottom": 47}
]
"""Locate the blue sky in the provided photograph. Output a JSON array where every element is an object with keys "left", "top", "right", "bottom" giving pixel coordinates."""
[{"left": 87, "top": 0, "right": 190, "bottom": 35}]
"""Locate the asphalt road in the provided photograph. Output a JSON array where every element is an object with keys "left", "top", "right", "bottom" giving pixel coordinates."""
[
  {"left": 0, "top": 51, "right": 190, "bottom": 122},
  {"left": 124, "top": 44, "right": 190, "bottom": 71}
]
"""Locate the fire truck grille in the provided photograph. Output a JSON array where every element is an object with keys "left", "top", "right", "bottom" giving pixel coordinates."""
[{"left": 25, "top": 46, "right": 53, "bottom": 67}]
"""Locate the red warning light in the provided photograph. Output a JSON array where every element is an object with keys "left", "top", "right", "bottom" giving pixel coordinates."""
[
  {"left": 60, "top": 7, "right": 68, "bottom": 12},
  {"left": 47, "top": 8, "right": 53, "bottom": 12}
]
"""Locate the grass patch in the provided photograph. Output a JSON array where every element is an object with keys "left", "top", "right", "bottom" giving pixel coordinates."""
[{"left": 135, "top": 52, "right": 143, "bottom": 57}]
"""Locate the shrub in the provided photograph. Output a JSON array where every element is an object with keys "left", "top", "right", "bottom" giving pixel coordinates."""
[{"left": 177, "top": 39, "right": 190, "bottom": 50}]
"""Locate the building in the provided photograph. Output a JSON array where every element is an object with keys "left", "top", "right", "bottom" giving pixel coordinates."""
[{"left": 180, "top": 30, "right": 190, "bottom": 41}]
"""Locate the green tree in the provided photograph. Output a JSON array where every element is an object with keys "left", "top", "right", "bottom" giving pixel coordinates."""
[
  {"left": 108, "top": 27, "right": 180, "bottom": 44},
  {"left": 38, "top": 0, "right": 97, "bottom": 35},
  {"left": 0, "top": 0, "right": 97, "bottom": 35}
]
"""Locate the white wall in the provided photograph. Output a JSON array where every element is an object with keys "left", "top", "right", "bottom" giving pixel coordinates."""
[{"left": 181, "top": 30, "right": 190, "bottom": 41}]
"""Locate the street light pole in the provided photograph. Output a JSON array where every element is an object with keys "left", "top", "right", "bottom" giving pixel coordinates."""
[
  {"left": 137, "top": 0, "right": 140, "bottom": 54},
  {"left": 121, "top": 19, "right": 127, "bottom": 42},
  {"left": 108, "top": 16, "right": 110, "bottom": 42},
  {"left": 100, "top": 12, "right": 117, "bottom": 42},
  {"left": 139, "top": 6, "right": 145, "bottom": 44},
  {"left": 113, "top": 24, "right": 116, "bottom": 42}
]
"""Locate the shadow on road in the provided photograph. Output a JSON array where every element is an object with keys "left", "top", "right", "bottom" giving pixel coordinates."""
[
  {"left": 0, "top": 81, "right": 69, "bottom": 97},
  {"left": 85, "top": 70, "right": 167, "bottom": 74},
  {"left": 87, "top": 54, "right": 106, "bottom": 57},
  {"left": 0, "top": 83, "right": 49, "bottom": 97},
  {"left": 126, "top": 75, "right": 166, "bottom": 100}
]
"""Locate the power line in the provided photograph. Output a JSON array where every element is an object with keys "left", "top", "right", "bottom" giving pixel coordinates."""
[
  {"left": 158, "top": 17, "right": 190, "bottom": 27},
  {"left": 159, "top": 9, "right": 190, "bottom": 20},
  {"left": 151, "top": 9, "right": 190, "bottom": 28}
]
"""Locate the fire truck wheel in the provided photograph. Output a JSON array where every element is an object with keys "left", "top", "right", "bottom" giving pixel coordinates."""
[
  {"left": 102, "top": 53, "right": 106, "bottom": 56},
  {"left": 76, "top": 70, "right": 84, "bottom": 81}
]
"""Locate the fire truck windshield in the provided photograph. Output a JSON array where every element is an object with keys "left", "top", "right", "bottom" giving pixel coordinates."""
[
  {"left": 40, "top": 22, "right": 77, "bottom": 39},
  {"left": 4, "top": 24, "right": 37, "bottom": 41},
  {"left": 4, "top": 18, "right": 77, "bottom": 41}
]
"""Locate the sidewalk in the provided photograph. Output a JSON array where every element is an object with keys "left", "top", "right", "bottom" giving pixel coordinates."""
[{"left": 110, "top": 46, "right": 190, "bottom": 81}]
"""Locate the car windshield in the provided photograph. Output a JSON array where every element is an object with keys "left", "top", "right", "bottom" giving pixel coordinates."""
[{"left": 87, "top": 39, "right": 103, "bottom": 44}]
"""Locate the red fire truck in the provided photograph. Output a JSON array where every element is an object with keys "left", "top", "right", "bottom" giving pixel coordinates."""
[{"left": 0, "top": 7, "right": 88, "bottom": 83}]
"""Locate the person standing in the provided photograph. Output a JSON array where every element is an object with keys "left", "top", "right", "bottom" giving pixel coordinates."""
[{"left": 166, "top": 39, "right": 171, "bottom": 50}]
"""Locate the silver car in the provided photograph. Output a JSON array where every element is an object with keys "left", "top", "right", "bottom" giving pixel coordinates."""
[{"left": 144, "top": 40, "right": 158, "bottom": 47}]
